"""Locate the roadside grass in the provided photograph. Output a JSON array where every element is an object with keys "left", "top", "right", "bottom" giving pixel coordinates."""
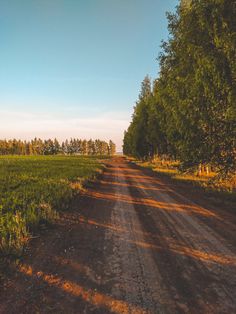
[
  {"left": 133, "top": 158, "right": 236, "bottom": 210},
  {"left": 0, "top": 155, "right": 104, "bottom": 258}
]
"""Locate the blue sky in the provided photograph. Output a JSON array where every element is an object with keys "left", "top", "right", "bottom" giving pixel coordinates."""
[{"left": 0, "top": 0, "right": 179, "bottom": 151}]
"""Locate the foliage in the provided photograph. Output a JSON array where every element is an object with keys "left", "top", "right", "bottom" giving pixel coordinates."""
[
  {"left": 123, "top": 0, "right": 236, "bottom": 175},
  {"left": 0, "top": 155, "right": 102, "bottom": 256},
  {"left": 0, "top": 138, "right": 116, "bottom": 156}
]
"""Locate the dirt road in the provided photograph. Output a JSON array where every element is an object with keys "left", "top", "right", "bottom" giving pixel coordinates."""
[{"left": 1, "top": 158, "right": 236, "bottom": 313}]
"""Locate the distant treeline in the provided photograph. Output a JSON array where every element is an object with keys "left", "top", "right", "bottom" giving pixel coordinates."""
[
  {"left": 123, "top": 0, "right": 236, "bottom": 174},
  {"left": 0, "top": 138, "right": 116, "bottom": 156}
]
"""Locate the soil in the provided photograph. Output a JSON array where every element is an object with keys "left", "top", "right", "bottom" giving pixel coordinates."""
[{"left": 0, "top": 157, "right": 236, "bottom": 314}]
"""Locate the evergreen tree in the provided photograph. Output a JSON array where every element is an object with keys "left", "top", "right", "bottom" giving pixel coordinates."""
[{"left": 124, "top": 0, "right": 236, "bottom": 174}]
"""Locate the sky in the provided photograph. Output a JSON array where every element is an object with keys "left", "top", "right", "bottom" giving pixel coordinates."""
[{"left": 0, "top": 0, "right": 179, "bottom": 151}]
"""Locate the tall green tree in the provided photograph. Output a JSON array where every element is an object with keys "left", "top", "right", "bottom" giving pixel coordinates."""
[
  {"left": 159, "top": 0, "right": 236, "bottom": 171},
  {"left": 124, "top": 0, "right": 236, "bottom": 174}
]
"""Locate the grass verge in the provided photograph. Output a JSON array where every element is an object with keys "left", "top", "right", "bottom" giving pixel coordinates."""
[{"left": 132, "top": 159, "right": 236, "bottom": 211}]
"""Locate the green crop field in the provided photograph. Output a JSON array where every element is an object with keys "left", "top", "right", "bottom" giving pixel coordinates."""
[{"left": 0, "top": 155, "right": 103, "bottom": 256}]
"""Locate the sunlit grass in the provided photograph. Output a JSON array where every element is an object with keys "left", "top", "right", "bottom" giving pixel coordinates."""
[
  {"left": 138, "top": 159, "right": 216, "bottom": 183},
  {"left": 135, "top": 158, "right": 236, "bottom": 206},
  {"left": 0, "top": 155, "right": 103, "bottom": 256}
]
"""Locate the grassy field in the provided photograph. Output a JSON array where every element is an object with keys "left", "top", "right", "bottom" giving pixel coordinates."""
[{"left": 0, "top": 155, "right": 103, "bottom": 257}]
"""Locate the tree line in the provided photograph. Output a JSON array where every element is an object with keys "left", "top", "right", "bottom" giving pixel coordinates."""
[
  {"left": 123, "top": 0, "right": 235, "bottom": 174},
  {"left": 0, "top": 138, "right": 116, "bottom": 156}
]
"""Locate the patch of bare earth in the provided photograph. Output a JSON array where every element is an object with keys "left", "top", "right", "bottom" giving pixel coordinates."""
[{"left": 0, "top": 157, "right": 236, "bottom": 313}]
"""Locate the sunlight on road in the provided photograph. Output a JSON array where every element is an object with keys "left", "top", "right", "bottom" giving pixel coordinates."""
[
  {"left": 18, "top": 264, "right": 148, "bottom": 314},
  {"left": 86, "top": 190, "right": 218, "bottom": 218},
  {"left": 76, "top": 215, "right": 236, "bottom": 266}
]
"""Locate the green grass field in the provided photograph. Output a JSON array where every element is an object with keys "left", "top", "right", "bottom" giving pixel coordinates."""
[{"left": 0, "top": 155, "right": 103, "bottom": 256}]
